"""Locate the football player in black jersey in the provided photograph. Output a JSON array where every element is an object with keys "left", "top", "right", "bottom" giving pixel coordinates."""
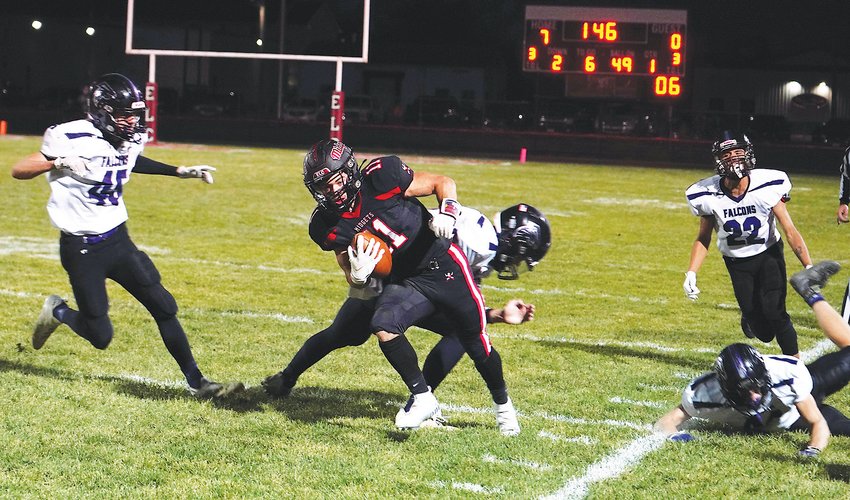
[{"left": 294, "top": 139, "right": 520, "bottom": 434}]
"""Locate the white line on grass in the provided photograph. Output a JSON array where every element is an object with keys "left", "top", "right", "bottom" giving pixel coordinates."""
[
  {"left": 483, "top": 453, "right": 552, "bottom": 471},
  {"left": 608, "top": 397, "right": 666, "bottom": 409},
  {"left": 432, "top": 480, "right": 504, "bottom": 495},
  {"left": 497, "top": 332, "right": 718, "bottom": 354},
  {"left": 540, "top": 432, "right": 667, "bottom": 500},
  {"left": 537, "top": 431, "right": 596, "bottom": 445}
]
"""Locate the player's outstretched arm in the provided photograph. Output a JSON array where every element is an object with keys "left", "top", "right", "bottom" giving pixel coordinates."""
[
  {"left": 683, "top": 215, "right": 713, "bottom": 300},
  {"left": 654, "top": 405, "right": 694, "bottom": 441},
  {"left": 11, "top": 152, "right": 54, "bottom": 180},
  {"left": 134, "top": 156, "right": 216, "bottom": 184}
]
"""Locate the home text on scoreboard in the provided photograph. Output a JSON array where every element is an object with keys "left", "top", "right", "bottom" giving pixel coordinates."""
[{"left": 523, "top": 6, "right": 687, "bottom": 97}]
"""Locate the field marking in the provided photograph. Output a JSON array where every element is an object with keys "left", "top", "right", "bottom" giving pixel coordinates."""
[
  {"left": 585, "top": 197, "right": 685, "bottom": 210},
  {"left": 432, "top": 480, "right": 504, "bottom": 495},
  {"left": 538, "top": 431, "right": 596, "bottom": 445},
  {"left": 0, "top": 235, "right": 333, "bottom": 275},
  {"left": 608, "top": 397, "right": 666, "bottom": 409},
  {"left": 540, "top": 432, "right": 667, "bottom": 500},
  {"left": 496, "top": 332, "right": 718, "bottom": 355},
  {"left": 483, "top": 453, "right": 552, "bottom": 471}
]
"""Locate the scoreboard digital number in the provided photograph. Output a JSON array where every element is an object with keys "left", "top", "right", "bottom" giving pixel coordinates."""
[{"left": 523, "top": 6, "right": 687, "bottom": 97}]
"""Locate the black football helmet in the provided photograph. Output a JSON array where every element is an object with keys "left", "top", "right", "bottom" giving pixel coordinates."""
[
  {"left": 714, "top": 343, "right": 773, "bottom": 417},
  {"left": 492, "top": 203, "right": 551, "bottom": 280},
  {"left": 712, "top": 130, "right": 756, "bottom": 179},
  {"left": 84, "top": 73, "right": 146, "bottom": 144},
  {"left": 303, "top": 139, "right": 362, "bottom": 213}
]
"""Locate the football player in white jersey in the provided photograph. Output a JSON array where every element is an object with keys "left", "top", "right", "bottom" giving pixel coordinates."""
[
  {"left": 11, "top": 73, "right": 241, "bottom": 398},
  {"left": 684, "top": 131, "right": 812, "bottom": 357},
  {"left": 262, "top": 203, "right": 550, "bottom": 430},
  {"left": 657, "top": 261, "right": 850, "bottom": 458}
]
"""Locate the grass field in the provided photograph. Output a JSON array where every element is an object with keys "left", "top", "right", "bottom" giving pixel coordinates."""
[{"left": 1, "top": 134, "right": 849, "bottom": 497}]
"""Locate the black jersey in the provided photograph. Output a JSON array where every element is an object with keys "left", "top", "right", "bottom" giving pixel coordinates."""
[{"left": 309, "top": 156, "right": 449, "bottom": 278}]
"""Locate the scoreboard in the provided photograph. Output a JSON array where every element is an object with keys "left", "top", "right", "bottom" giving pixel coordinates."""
[{"left": 523, "top": 6, "right": 687, "bottom": 97}]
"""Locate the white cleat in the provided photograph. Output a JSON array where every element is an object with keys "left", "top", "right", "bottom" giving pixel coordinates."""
[
  {"left": 495, "top": 397, "right": 520, "bottom": 436},
  {"left": 32, "top": 295, "right": 66, "bottom": 350},
  {"left": 395, "top": 389, "right": 439, "bottom": 430},
  {"left": 417, "top": 407, "right": 458, "bottom": 431}
]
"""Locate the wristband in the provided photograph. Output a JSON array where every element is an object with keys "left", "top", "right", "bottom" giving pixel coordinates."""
[{"left": 440, "top": 198, "right": 461, "bottom": 219}]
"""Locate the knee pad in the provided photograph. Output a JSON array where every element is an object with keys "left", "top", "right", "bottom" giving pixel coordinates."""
[{"left": 145, "top": 286, "right": 179, "bottom": 321}]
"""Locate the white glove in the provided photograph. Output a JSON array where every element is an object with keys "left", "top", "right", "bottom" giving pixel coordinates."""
[
  {"left": 429, "top": 198, "right": 461, "bottom": 239},
  {"left": 347, "top": 234, "right": 385, "bottom": 286},
  {"left": 53, "top": 156, "right": 91, "bottom": 176},
  {"left": 683, "top": 271, "right": 700, "bottom": 300},
  {"left": 176, "top": 165, "right": 216, "bottom": 184}
]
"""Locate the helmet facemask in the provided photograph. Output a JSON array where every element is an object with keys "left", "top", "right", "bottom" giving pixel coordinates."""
[
  {"left": 712, "top": 133, "right": 756, "bottom": 179},
  {"left": 492, "top": 204, "right": 550, "bottom": 280}
]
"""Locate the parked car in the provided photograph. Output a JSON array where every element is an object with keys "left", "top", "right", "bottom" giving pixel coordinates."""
[
  {"left": 342, "top": 95, "right": 379, "bottom": 123},
  {"left": 535, "top": 99, "right": 595, "bottom": 133},
  {"left": 596, "top": 103, "right": 660, "bottom": 136},
  {"left": 282, "top": 97, "right": 320, "bottom": 123},
  {"left": 812, "top": 119, "right": 850, "bottom": 147}
]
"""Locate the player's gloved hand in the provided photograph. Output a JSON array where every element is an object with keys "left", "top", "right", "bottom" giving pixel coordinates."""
[
  {"left": 668, "top": 431, "right": 695, "bottom": 443},
  {"left": 53, "top": 156, "right": 91, "bottom": 176},
  {"left": 501, "top": 299, "right": 535, "bottom": 325},
  {"left": 799, "top": 446, "right": 821, "bottom": 458},
  {"left": 683, "top": 271, "right": 700, "bottom": 301},
  {"left": 347, "top": 234, "right": 385, "bottom": 286},
  {"left": 176, "top": 165, "right": 216, "bottom": 184},
  {"left": 429, "top": 198, "right": 461, "bottom": 239}
]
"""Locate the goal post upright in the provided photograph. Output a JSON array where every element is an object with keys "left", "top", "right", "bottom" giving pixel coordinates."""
[{"left": 125, "top": 0, "right": 371, "bottom": 143}]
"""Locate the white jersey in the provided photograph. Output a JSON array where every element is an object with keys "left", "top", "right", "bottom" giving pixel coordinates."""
[
  {"left": 685, "top": 169, "right": 791, "bottom": 258},
  {"left": 681, "top": 354, "right": 813, "bottom": 431},
  {"left": 350, "top": 206, "right": 499, "bottom": 300},
  {"left": 442, "top": 206, "right": 500, "bottom": 281},
  {"left": 40, "top": 120, "right": 144, "bottom": 235}
]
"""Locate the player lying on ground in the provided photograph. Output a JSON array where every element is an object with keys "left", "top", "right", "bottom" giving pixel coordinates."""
[
  {"left": 657, "top": 261, "right": 850, "bottom": 457},
  {"left": 263, "top": 204, "right": 550, "bottom": 430},
  {"left": 10, "top": 73, "right": 241, "bottom": 398}
]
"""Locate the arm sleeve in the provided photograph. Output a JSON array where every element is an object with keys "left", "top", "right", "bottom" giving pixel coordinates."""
[
  {"left": 134, "top": 156, "right": 179, "bottom": 176},
  {"left": 840, "top": 147, "right": 850, "bottom": 204}
]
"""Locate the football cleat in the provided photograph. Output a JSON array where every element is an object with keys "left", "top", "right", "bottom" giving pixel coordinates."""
[
  {"left": 495, "top": 397, "right": 521, "bottom": 436},
  {"left": 790, "top": 261, "right": 841, "bottom": 303},
  {"left": 395, "top": 389, "right": 439, "bottom": 430},
  {"left": 741, "top": 316, "right": 756, "bottom": 339},
  {"left": 188, "top": 377, "right": 245, "bottom": 399},
  {"left": 32, "top": 295, "right": 66, "bottom": 350},
  {"left": 261, "top": 371, "right": 295, "bottom": 398}
]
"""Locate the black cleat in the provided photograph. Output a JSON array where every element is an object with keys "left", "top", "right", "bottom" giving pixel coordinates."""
[
  {"left": 262, "top": 371, "right": 295, "bottom": 398},
  {"left": 189, "top": 377, "right": 245, "bottom": 398},
  {"left": 790, "top": 261, "right": 841, "bottom": 302}
]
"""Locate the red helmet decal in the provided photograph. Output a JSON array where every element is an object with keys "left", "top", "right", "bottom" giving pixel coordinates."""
[{"left": 331, "top": 141, "right": 345, "bottom": 160}]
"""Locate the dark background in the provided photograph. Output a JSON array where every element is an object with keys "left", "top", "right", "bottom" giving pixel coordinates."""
[{"left": 2, "top": 1, "right": 850, "bottom": 171}]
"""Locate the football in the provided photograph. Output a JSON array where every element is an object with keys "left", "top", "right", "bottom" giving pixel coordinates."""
[{"left": 352, "top": 230, "right": 392, "bottom": 278}]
